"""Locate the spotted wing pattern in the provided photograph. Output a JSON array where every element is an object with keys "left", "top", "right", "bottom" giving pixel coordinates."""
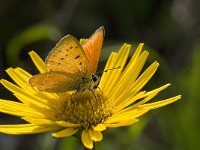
[
  {"left": 46, "top": 35, "right": 91, "bottom": 76},
  {"left": 29, "top": 71, "right": 85, "bottom": 93}
]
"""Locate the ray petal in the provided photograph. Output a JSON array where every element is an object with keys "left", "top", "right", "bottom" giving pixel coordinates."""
[
  {"left": 102, "top": 44, "right": 131, "bottom": 95},
  {"left": 114, "top": 91, "right": 146, "bottom": 112},
  {"left": 6, "top": 68, "right": 33, "bottom": 92},
  {"left": 139, "top": 95, "right": 181, "bottom": 110},
  {"left": 13, "top": 68, "right": 59, "bottom": 100},
  {"left": 89, "top": 129, "right": 103, "bottom": 142},
  {"left": 52, "top": 128, "right": 79, "bottom": 138},
  {"left": 110, "top": 51, "right": 149, "bottom": 100},
  {"left": 0, "top": 124, "right": 60, "bottom": 134},
  {"left": 29, "top": 51, "right": 49, "bottom": 73},
  {"left": 56, "top": 121, "right": 80, "bottom": 128},
  {"left": 105, "top": 108, "right": 148, "bottom": 124},
  {"left": 104, "top": 119, "right": 139, "bottom": 128},
  {"left": 1, "top": 79, "right": 54, "bottom": 110},
  {"left": 117, "top": 84, "right": 172, "bottom": 113},
  {"left": 103, "top": 44, "right": 131, "bottom": 95},
  {"left": 93, "top": 124, "right": 107, "bottom": 131},
  {"left": 121, "top": 43, "right": 144, "bottom": 76},
  {"left": 130, "top": 62, "right": 159, "bottom": 96},
  {"left": 22, "top": 117, "right": 57, "bottom": 125},
  {"left": 81, "top": 130, "right": 93, "bottom": 149},
  {"left": 0, "top": 99, "right": 44, "bottom": 117},
  {"left": 99, "top": 52, "right": 115, "bottom": 89}
]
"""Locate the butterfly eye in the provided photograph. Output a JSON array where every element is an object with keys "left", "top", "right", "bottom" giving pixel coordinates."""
[{"left": 92, "top": 74, "right": 98, "bottom": 82}]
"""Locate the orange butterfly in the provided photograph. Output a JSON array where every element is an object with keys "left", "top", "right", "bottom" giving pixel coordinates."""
[{"left": 29, "top": 27, "right": 104, "bottom": 93}]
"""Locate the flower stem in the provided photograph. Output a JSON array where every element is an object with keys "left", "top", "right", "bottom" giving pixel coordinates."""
[
  {"left": 84, "top": 147, "right": 95, "bottom": 150},
  {"left": 84, "top": 147, "right": 92, "bottom": 150}
]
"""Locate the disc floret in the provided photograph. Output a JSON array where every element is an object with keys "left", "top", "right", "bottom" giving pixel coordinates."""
[{"left": 54, "top": 90, "right": 113, "bottom": 130}]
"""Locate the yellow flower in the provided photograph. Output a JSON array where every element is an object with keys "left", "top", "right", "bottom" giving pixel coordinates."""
[{"left": 0, "top": 43, "right": 181, "bottom": 149}]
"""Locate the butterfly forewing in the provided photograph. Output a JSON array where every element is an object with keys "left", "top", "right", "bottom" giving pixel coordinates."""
[{"left": 46, "top": 35, "right": 91, "bottom": 75}]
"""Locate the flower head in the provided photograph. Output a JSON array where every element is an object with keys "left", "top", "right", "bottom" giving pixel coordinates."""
[{"left": 0, "top": 42, "right": 181, "bottom": 149}]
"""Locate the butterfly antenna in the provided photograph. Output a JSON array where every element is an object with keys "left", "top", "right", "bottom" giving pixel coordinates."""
[
  {"left": 96, "top": 66, "right": 121, "bottom": 75},
  {"left": 91, "top": 90, "right": 98, "bottom": 101},
  {"left": 104, "top": 66, "right": 121, "bottom": 72}
]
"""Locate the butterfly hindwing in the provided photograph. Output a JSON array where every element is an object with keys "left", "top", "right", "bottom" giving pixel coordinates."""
[
  {"left": 29, "top": 71, "right": 85, "bottom": 93},
  {"left": 82, "top": 26, "right": 104, "bottom": 73}
]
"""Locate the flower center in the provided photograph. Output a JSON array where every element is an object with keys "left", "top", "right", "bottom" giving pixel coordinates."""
[{"left": 54, "top": 90, "right": 113, "bottom": 130}]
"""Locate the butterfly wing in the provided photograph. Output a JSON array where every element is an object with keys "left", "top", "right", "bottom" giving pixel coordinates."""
[
  {"left": 29, "top": 28, "right": 104, "bottom": 93},
  {"left": 29, "top": 71, "right": 84, "bottom": 93},
  {"left": 45, "top": 35, "right": 91, "bottom": 76},
  {"left": 82, "top": 26, "right": 104, "bottom": 74}
]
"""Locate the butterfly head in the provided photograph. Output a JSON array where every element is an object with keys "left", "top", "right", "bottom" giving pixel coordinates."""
[{"left": 91, "top": 74, "right": 100, "bottom": 89}]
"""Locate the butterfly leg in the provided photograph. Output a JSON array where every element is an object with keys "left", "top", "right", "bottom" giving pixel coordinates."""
[
  {"left": 91, "top": 90, "right": 98, "bottom": 101},
  {"left": 97, "top": 87, "right": 103, "bottom": 94}
]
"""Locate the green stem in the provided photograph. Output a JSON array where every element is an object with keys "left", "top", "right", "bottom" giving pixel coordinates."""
[{"left": 84, "top": 146, "right": 95, "bottom": 150}]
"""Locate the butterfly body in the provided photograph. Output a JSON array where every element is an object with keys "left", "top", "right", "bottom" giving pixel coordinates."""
[{"left": 29, "top": 27, "right": 104, "bottom": 93}]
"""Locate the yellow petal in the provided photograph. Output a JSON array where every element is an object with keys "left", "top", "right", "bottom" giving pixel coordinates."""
[
  {"left": 102, "top": 44, "right": 131, "bottom": 95},
  {"left": 114, "top": 91, "right": 146, "bottom": 112},
  {"left": 116, "top": 84, "right": 172, "bottom": 113},
  {"left": 121, "top": 43, "right": 144, "bottom": 76},
  {"left": 56, "top": 121, "right": 80, "bottom": 128},
  {"left": 15, "top": 92, "right": 56, "bottom": 110},
  {"left": 110, "top": 60, "right": 158, "bottom": 109},
  {"left": 99, "top": 52, "right": 115, "bottom": 89},
  {"left": 29, "top": 51, "right": 49, "bottom": 73},
  {"left": 100, "top": 45, "right": 125, "bottom": 91},
  {"left": 52, "top": 128, "right": 78, "bottom": 138},
  {"left": 81, "top": 130, "right": 93, "bottom": 149},
  {"left": 15, "top": 67, "right": 32, "bottom": 79},
  {"left": 130, "top": 62, "right": 159, "bottom": 95},
  {"left": 143, "top": 83, "right": 171, "bottom": 97},
  {"left": 130, "top": 84, "right": 170, "bottom": 108},
  {"left": 93, "top": 124, "right": 107, "bottom": 131},
  {"left": 80, "top": 38, "right": 87, "bottom": 45},
  {"left": 105, "top": 108, "right": 148, "bottom": 124},
  {"left": 139, "top": 95, "right": 181, "bottom": 110},
  {"left": 22, "top": 117, "right": 57, "bottom": 125},
  {"left": 105, "top": 119, "right": 139, "bottom": 128},
  {"left": 14, "top": 93, "right": 54, "bottom": 119},
  {"left": 8, "top": 68, "right": 59, "bottom": 101},
  {"left": 0, "top": 79, "right": 54, "bottom": 112},
  {"left": 6, "top": 68, "right": 32, "bottom": 92},
  {"left": 104, "top": 44, "right": 131, "bottom": 95},
  {"left": 89, "top": 130, "right": 103, "bottom": 142},
  {"left": 0, "top": 124, "right": 60, "bottom": 134},
  {"left": 0, "top": 99, "right": 43, "bottom": 117},
  {"left": 110, "top": 50, "right": 149, "bottom": 101}
]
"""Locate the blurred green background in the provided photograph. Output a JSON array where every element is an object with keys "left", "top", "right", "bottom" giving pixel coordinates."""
[{"left": 0, "top": 0, "right": 199, "bottom": 149}]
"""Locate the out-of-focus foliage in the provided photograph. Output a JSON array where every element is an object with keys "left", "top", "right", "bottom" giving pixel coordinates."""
[
  {"left": 6, "top": 24, "right": 61, "bottom": 66},
  {"left": 0, "top": 0, "right": 199, "bottom": 150}
]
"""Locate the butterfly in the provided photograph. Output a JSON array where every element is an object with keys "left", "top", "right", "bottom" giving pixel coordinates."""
[{"left": 29, "top": 26, "right": 104, "bottom": 93}]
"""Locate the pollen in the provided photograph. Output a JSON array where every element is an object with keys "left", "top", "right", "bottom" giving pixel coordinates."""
[{"left": 54, "top": 90, "right": 113, "bottom": 130}]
